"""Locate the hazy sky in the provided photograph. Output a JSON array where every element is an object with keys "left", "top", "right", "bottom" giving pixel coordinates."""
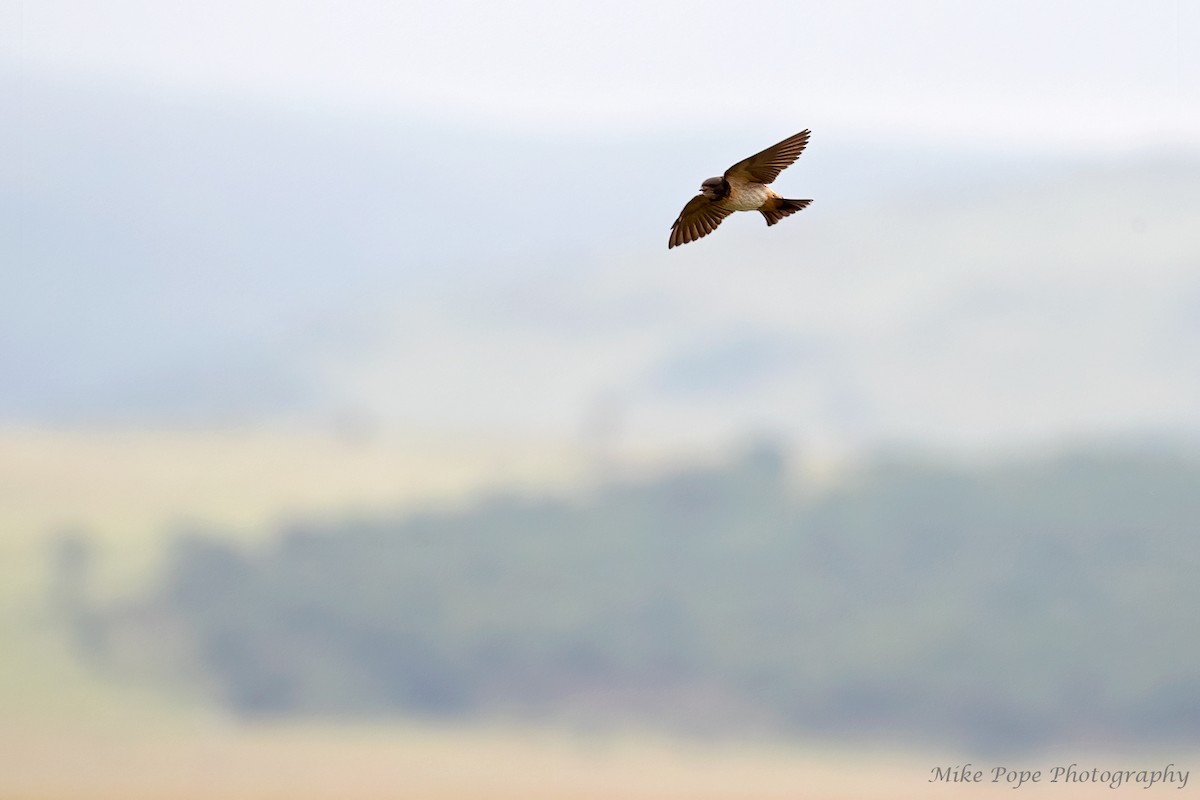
[
  {"left": 4, "top": 1, "right": 1199, "bottom": 449},
  {"left": 4, "top": 0, "right": 1197, "bottom": 148}
]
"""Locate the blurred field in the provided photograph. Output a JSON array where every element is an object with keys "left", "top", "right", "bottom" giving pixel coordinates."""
[
  {"left": 2, "top": 429, "right": 1195, "bottom": 799},
  {"left": 2, "top": 435, "right": 1195, "bottom": 799},
  {"left": 4, "top": 719, "right": 1190, "bottom": 800},
  {"left": 4, "top": 429, "right": 1195, "bottom": 796}
]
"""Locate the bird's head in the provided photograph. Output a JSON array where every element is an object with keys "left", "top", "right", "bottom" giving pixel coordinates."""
[{"left": 700, "top": 177, "right": 724, "bottom": 198}]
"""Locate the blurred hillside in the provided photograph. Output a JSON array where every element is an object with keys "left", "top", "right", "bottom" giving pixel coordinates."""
[
  {"left": 6, "top": 5, "right": 1199, "bottom": 797},
  {"left": 67, "top": 443, "right": 1200, "bottom": 753}
]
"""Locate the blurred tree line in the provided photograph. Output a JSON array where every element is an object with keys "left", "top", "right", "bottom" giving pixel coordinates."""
[{"left": 65, "top": 444, "right": 1200, "bottom": 751}]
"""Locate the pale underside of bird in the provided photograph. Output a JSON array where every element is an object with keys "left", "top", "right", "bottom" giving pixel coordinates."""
[{"left": 668, "top": 129, "right": 813, "bottom": 249}]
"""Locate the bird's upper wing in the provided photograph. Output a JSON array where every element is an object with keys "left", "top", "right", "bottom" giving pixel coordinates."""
[
  {"left": 669, "top": 195, "right": 734, "bottom": 248},
  {"left": 724, "top": 129, "right": 811, "bottom": 185}
]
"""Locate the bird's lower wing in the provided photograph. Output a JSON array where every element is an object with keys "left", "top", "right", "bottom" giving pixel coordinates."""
[{"left": 669, "top": 196, "right": 733, "bottom": 248}]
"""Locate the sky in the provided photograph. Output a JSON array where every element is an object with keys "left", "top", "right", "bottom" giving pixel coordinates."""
[
  {"left": 4, "top": 0, "right": 1199, "bottom": 453},
  {"left": 4, "top": 6, "right": 1199, "bottom": 780},
  {"left": 3, "top": 0, "right": 1197, "bottom": 148}
]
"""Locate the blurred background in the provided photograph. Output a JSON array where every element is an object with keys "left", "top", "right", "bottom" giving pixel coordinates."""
[{"left": 3, "top": 1, "right": 1199, "bottom": 797}]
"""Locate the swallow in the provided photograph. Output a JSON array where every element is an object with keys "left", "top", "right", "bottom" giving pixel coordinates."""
[{"left": 668, "top": 130, "right": 813, "bottom": 249}]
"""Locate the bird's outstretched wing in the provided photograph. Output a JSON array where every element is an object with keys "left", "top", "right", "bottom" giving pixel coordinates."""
[
  {"left": 724, "top": 129, "right": 811, "bottom": 185},
  {"left": 669, "top": 195, "right": 734, "bottom": 248}
]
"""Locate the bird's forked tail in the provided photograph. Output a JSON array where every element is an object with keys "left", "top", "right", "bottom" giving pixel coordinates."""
[{"left": 760, "top": 197, "right": 812, "bottom": 226}]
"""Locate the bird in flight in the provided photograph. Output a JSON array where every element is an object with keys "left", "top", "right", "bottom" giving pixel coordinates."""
[{"left": 668, "top": 130, "right": 813, "bottom": 249}]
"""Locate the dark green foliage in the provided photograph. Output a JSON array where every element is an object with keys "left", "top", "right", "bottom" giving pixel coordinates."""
[{"left": 105, "top": 445, "right": 1200, "bottom": 750}]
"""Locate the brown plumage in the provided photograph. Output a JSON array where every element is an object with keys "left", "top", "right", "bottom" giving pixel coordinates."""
[{"left": 669, "top": 130, "right": 813, "bottom": 249}]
